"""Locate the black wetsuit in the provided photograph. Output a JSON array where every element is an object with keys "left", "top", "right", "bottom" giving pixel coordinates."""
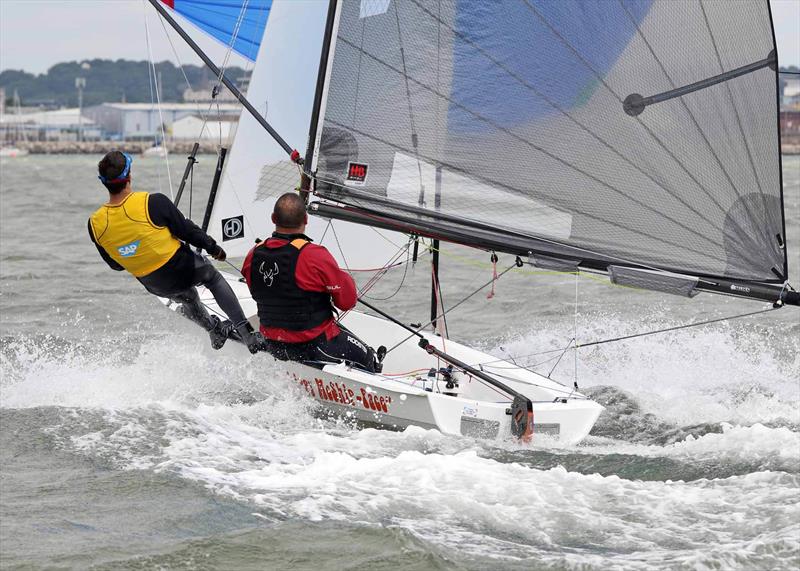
[{"left": 88, "top": 192, "right": 246, "bottom": 331}]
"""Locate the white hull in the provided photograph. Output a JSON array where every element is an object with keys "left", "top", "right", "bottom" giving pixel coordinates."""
[
  {"left": 141, "top": 146, "right": 167, "bottom": 158},
  {"left": 162, "top": 270, "right": 602, "bottom": 445}
]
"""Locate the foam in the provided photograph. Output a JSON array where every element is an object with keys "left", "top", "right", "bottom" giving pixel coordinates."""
[
  {"left": 3, "top": 325, "right": 798, "bottom": 568},
  {"left": 494, "top": 309, "right": 800, "bottom": 426}
]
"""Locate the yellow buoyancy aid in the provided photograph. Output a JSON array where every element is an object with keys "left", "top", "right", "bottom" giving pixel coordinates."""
[{"left": 89, "top": 192, "right": 180, "bottom": 277}]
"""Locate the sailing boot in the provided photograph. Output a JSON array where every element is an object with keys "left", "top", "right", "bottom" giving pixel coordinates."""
[
  {"left": 233, "top": 320, "right": 263, "bottom": 354},
  {"left": 208, "top": 316, "right": 232, "bottom": 350},
  {"left": 373, "top": 346, "right": 387, "bottom": 373}
]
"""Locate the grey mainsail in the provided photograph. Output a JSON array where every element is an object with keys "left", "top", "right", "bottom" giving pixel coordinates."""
[{"left": 306, "top": 0, "right": 792, "bottom": 301}]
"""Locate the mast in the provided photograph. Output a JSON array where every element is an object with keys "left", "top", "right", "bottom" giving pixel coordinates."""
[
  {"left": 430, "top": 165, "right": 446, "bottom": 334},
  {"left": 305, "top": 0, "right": 340, "bottom": 169}
]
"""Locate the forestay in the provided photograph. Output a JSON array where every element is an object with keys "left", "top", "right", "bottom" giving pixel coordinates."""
[{"left": 309, "top": 0, "right": 787, "bottom": 285}]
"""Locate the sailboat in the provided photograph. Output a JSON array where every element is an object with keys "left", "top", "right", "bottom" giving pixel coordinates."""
[
  {"left": 147, "top": 0, "right": 797, "bottom": 445},
  {"left": 0, "top": 90, "right": 30, "bottom": 158}
]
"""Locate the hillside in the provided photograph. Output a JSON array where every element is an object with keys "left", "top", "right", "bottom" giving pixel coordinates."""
[{"left": 0, "top": 59, "right": 249, "bottom": 107}]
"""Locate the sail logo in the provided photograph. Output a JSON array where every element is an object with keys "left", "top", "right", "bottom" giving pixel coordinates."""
[
  {"left": 117, "top": 240, "right": 140, "bottom": 257},
  {"left": 221, "top": 215, "right": 244, "bottom": 241},
  {"left": 346, "top": 161, "right": 368, "bottom": 186},
  {"left": 258, "top": 261, "right": 279, "bottom": 286}
]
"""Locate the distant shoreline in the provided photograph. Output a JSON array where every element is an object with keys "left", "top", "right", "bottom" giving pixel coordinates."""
[
  {"left": 1, "top": 140, "right": 221, "bottom": 155},
  {"left": 2, "top": 138, "right": 799, "bottom": 155}
]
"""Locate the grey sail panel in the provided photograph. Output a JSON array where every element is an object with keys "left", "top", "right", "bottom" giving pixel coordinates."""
[{"left": 310, "top": 0, "right": 785, "bottom": 283}]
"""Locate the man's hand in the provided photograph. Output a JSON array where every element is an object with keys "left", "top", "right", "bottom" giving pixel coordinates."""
[{"left": 212, "top": 247, "right": 227, "bottom": 261}]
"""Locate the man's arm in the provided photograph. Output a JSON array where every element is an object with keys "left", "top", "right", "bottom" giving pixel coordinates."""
[
  {"left": 147, "top": 193, "right": 221, "bottom": 255},
  {"left": 87, "top": 219, "right": 124, "bottom": 271},
  {"left": 296, "top": 245, "right": 357, "bottom": 310}
]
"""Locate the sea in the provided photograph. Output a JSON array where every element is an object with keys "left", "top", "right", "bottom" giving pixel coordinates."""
[{"left": 1, "top": 154, "right": 798, "bottom": 570}]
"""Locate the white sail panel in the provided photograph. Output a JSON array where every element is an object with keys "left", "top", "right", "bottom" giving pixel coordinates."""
[{"left": 209, "top": 0, "right": 408, "bottom": 269}]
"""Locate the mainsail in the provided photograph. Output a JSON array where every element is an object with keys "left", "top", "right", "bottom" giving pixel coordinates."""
[{"left": 307, "top": 0, "right": 792, "bottom": 299}]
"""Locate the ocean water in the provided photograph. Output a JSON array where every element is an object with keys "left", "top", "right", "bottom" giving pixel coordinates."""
[{"left": 1, "top": 154, "right": 798, "bottom": 570}]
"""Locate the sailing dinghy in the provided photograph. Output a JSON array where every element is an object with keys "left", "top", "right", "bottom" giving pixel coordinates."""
[{"left": 146, "top": 0, "right": 797, "bottom": 445}]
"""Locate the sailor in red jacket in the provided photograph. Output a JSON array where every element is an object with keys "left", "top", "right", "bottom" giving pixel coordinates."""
[{"left": 242, "top": 192, "right": 380, "bottom": 372}]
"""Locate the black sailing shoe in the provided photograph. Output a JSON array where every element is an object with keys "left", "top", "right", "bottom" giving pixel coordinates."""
[
  {"left": 234, "top": 320, "right": 263, "bottom": 354},
  {"left": 372, "top": 345, "right": 387, "bottom": 373},
  {"left": 209, "top": 316, "right": 233, "bottom": 350}
]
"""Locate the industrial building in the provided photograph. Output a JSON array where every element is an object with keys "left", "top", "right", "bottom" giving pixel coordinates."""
[
  {"left": 0, "top": 108, "right": 100, "bottom": 142},
  {"left": 84, "top": 102, "right": 240, "bottom": 140}
]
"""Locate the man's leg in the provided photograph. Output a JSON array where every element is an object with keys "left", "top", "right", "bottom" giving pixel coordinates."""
[
  {"left": 192, "top": 254, "right": 247, "bottom": 324},
  {"left": 308, "top": 328, "right": 378, "bottom": 372},
  {"left": 169, "top": 287, "right": 219, "bottom": 331},
  {"left": 192, "top": 254, "right": 261, "bottom": 352}
]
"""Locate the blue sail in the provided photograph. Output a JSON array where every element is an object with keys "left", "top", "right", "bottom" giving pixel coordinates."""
[{"left": 161, "top": 0, "right": 272, "bottom": 61}]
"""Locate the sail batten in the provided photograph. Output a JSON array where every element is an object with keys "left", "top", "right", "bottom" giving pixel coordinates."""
[{"left": 307, "top": 0, "right": 787, "bottom": 286}]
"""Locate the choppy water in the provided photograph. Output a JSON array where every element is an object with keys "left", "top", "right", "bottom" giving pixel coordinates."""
[{"left": 1, "top": 155, "right": 799, "bottom": 570}]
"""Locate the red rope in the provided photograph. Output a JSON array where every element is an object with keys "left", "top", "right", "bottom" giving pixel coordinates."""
[{"left": 487, "top": 253, "right": 499, "bottom": 299}]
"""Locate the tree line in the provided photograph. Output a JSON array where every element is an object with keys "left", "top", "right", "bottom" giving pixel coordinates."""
[{"left": 0, "top": 59, "right": 249, "bottom": 108}]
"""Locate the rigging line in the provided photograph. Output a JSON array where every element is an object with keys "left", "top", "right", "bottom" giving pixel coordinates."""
[
  {"left": 364, "top": 244, "right": 412, "bottom": 301},
  {"left": 312, "top": 132, "right": 732, "bottom": 271},
  {"left": 222, "top": 258, "right": 244, "bottom": 275},
  {"left": 547, "top": 338, "right": 573, "bottom": 379},
  {"left": 575, "top": 306, "right": 779, "bottom": 349},
  {"left": 619, "top": 0, "right": 772, "bottom": 255},
  {"left": 199, "top": 0, "right": 252, "bottom": 147},
  {"left": 406, "top": 0, "right": 727, "bottom": 238},
  {"left": 697, "top": 0, "right": 774, "bottom": 250},
  {"left": 319, "top": 219, "right": 332, "bottom": 243},
  {"left": 317, "top": 32, "right": 732, "bottom": 258},
  {"left": 330, "top": 221, "right": 351, "bottom": 272},
  {"left": 475, "top": 365, "right": 583, "bottom": 398},
  {"left": 369, "top": 224, "right": 409, "bottom": 249},
  {"left": 214, "top": 0, "right": 249, "bottom": 90},
  {"left": 341, "top": 241, "right": 412, "bottom": 320},
  {"left": 142, "top": 2, "right": 162, "bottom": 197},
  {"left": 573, "top": 269, "right": 578, "bottom": 387},
  {"left": 155, "top": 11, "right": 212, "bottom": 135},
  {"left": 427, "top": 240, "right": 449, "bottom": 336},
  {"left": 143, "top": 3, "right": 175, "bottom": 199},
  {"left": 524, "top": 0, "right": 764, "bottom": 255},
  {"left": 471, "top": 305, "right": 782, "bottom": 373},
  {"left": 357, "top": 239, "right": 413, "bottom": 296},
  {"left": 384, "top": 263, "right": 518, "bottom": 355},
  {"left": 189, "top": 161, "right": 193, "bottom": 219}
]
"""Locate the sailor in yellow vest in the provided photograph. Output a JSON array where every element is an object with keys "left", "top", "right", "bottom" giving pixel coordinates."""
[{"left": 88, "top": 150, "right": 260, "bottom": 352}]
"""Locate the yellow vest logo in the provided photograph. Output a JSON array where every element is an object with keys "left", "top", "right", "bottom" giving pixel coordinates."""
[{"left": 117, "top": 240, "right": 141, "bottom": 257}]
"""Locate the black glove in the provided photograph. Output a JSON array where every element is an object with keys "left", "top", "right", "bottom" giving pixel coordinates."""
[{"left": 212, "top": 246, "right": 227, "bottom": 261}]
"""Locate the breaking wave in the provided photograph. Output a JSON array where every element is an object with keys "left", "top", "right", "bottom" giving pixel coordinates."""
[{"left": 1, "top": 305, "right": 799, "bottom": 570}]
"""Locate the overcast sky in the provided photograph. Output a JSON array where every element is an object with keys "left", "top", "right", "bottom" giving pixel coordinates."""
[{"left": 0, "top": 0, "right": 798, "bottom": 74}]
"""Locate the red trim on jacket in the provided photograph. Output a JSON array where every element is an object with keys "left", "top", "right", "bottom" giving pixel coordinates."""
[{"left": 243, "top": 237, "right": 357, "bottom": 343}]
